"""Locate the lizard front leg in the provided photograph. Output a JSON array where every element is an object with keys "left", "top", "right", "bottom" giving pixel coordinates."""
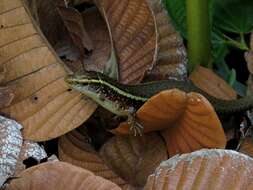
[{"left": 126, "top": 107, "right": 143, "bottom": 136}]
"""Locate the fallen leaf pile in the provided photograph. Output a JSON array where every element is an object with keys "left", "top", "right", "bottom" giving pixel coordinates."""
[{"left": 0, "top": 0, "right": 253, "bottom": 189}]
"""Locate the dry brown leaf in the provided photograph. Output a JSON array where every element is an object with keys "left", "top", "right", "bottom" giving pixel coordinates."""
[
  {"left": 82, "top": 7, "right": 111, "bottom": 72},
  {"left": 239, "top": 138, "right": 253, "bottom": 158},
  {"left": 58, "top": 130, "right": 136, "bottom": 190},
  {"left": 6, "top": 161, "right": 121, "bottom": 190},
  {"left": 144, "top": 149, "right": 253, "bottom": 190},
  {"left": 0, "top": 0, "right": 97, "bottom": 141},
  {"left": 99, "top": 133, "right": 168, "bottom": 187},
  {"left": 96, "top": 0, "right": 157, "bottom": 84},
  {"left": 146, "top": 0, "right": 187, "bottom": 80},
  {"left": 56, "top": 3, "right": 94, "bottom": 52},
  {"left": 114, "top": 89, "right": 226, "bottom": 157},
  {"left": 190, "top": 66, "right": 237, "bottom": 100}
]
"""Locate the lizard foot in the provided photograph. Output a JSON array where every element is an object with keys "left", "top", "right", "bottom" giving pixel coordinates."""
[{"left": 127, "top": 113, "right": 143, "bottom": 136}]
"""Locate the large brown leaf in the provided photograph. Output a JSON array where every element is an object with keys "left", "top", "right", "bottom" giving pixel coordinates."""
[
  {"left": 114, "top": 89, "right": 226, "bottom": 157},
  {"left": 144, "top": 149, "right": 253, "bottom": 190},
  {"left": 146, "top": 0, "right": 187, "bottom": 80},
  {"left": 99, "top": 133, "right": 168, "bottom": 187},
  {"left": 6, "top": 161, "right": 121, "bottom": 190},
  {"left": 96, "top": 0, "right": 157, "bottom": 84},
  {"left": 190, "top": 66, "right": 237, "bottom": 100},
  {"left": 0, "top": 0, "right": 97, "bottom": 141},
  {"left": 58, "top": 130, "right": 136, "bottom": 190}
]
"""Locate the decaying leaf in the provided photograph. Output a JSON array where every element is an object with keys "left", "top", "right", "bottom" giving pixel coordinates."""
[
  {"left": 0, "top": 116, "right": 23, "bottom": 186},
  {"left": 0, "top": 0, "right": 97, "bottom": 141},
  {"left": 115, "top": 89, "right": 226, "bottom": 157},
  {"left": 144, "top": 149, "right": 253, "bottom": 190},
  {"left": 56, "top": 3, "right": 94, "bottom": 52},
  {"left": 6, "top": 161, "right": 121, "bottom": 190},
  {"left": 58, "top": 130, "right": 135, "bottom": 189},
  {"left": 146, "top": 0, "right": 187, "bottom": 80},
  {"left": 95, "top": 0, "right": 157, "bottom": 84},
  {"left": 15, "top": 140, "right": 47, "bottom": 175},
  {"left": 239, "top": 138, "right": 253, "bottom": 158},
  {"left": 190, "top": 66, "right": 237, "bottom": 100},
  {"left": 99, "top": 133, "right": 168, "bottom": 187}
]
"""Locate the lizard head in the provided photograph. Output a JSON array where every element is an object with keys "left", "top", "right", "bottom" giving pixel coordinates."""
[{"left": 65, "top": 71, "right": 130, "bottom": 116}]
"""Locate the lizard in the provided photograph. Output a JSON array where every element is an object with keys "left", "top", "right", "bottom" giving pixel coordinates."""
[{"left": 65, "top": 71, "right": 253, "bottom": 135}]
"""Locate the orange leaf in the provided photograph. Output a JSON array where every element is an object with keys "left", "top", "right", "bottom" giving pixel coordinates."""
[
  {"left": 58, "top": 130, "right": 134, "bottom": 189},
  {"left": 0, "top": 0, "right": 97, "bottom": 141},
  {"left": 6, "top": 161, "right": 121, "bottom": 190},
  {"left": 190, "top": 66, "right": 237, "bottom": 100},
  {"left": 146, "top": 0, "right": 187, "bottom": 80},
  {"left": 96, "top": 0, "right": 157, "bottom": 84},
  {"left": 144, "top": 149, "right": 253, "bottom": 190},
  {"left": 115, "top": 89, "right": 226, "bottom": 157},
  {"left": 99, "top": 133, "right": 168, "bottom": 187}
]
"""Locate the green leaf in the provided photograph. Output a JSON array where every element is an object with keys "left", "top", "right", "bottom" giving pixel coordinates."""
[
  {"left": 163, "top": 0, "right": 187, "bottom": 38},
  {"left": 211, "top": 29, "right": 230, "bottom": 63},
  {"left": 213, "top": 0, "right": 253, "bottom": 34}
]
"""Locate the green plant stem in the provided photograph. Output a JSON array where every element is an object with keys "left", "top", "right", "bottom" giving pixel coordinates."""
[
  {"left": 223, "top": 34, "right": 249, "bottom": 51},
  {"left": 187, "top": 0, "right": 212, "bottom": 72}
]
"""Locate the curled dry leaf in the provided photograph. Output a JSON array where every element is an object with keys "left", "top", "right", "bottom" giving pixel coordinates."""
[
  {"left": 99, "top": 133, "right": 168, "bottom": 187},
  {"left": 239, "top": 138, "right": 253, "bottom": 158},
  {"left": 15, "top": 140, "right": 47, "bottom": 175},
  {"left": 146, "top": 0, "right": 187, "bottom": 80},
  {"left": 115, "top": 89, "right": 226, "bottom": 157},
  {"left": 190, "top": 66, "right": 237, "bottom": 100},
  {"left": 82, "top": 7, "right": 111, "bottom": 72},
  {"left": 58, "top": 130, "right": 135, "bottom": 190},
  {"left": 56, "top": 3, "right": 94, "bottom": 52},
  {"left": 95, "top": 0, "right": 157, "bottom": 84},
  {"left": 6, "top": 161, "right": 121, "bottom": 190},
  {"left": 0, "top": 116, "right": 23, "bottom": 186},
  {"left": 144, "top": 149, "right": 253, "bottom": 190},
  {"left": 0, "top": 0, "right": 97, "bottom": 141}
]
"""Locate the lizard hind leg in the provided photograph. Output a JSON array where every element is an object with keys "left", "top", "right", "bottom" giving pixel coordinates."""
[{"left": 127, "top": 113, "right": 144, "bottom": 136}]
